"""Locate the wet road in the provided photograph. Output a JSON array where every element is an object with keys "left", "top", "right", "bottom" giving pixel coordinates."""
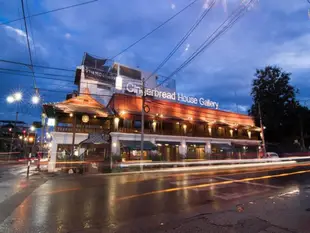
[
  {"left": 1, "top": 164, "right": 310, "bottom": 233},
  {"left": 0, "top": 163, "right": 37, "bottom": 204}
]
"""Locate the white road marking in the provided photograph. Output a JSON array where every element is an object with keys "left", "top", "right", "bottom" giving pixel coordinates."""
[{"left": 215, "top": 176, "right": 282, "bottom": 189}]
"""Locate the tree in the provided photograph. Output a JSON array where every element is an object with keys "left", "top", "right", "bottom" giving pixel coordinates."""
[{"left": 249, "top": 66, "right": 299, "bottom": 144}]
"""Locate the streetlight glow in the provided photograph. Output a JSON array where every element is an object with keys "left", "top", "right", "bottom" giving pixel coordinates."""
[
  {"left": 30, "top": 126, "right": 35, "bottom": 131},
  {"left": 7, "top": 95, "right": 14, "bottom": 103},
  {"left": 13, "top": 92, "right": 22, "bottom": 101},
  {"left": 31, "top": 95, "right": 40, "bottom": 104}
]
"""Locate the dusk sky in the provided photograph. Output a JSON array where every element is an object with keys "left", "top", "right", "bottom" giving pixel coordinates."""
[{"left": 0, "top": 0, "right": 310, "bottom": 123}]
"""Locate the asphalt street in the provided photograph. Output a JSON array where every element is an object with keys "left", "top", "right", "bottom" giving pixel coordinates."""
[
  {"left": 0, "top": 163, "right": 310, "bottom": 233},
  {"left": 0, "top": 163, "right": 37, "bottom": 204}
]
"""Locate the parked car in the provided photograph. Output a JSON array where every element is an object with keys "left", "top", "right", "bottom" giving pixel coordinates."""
[{"left": 266, "top": 152, "right": 280, "bottom": 160}]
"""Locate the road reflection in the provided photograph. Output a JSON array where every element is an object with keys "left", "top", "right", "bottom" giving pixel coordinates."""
[{"left": 116, "top": 169, "right": 310, "bottom": 201}]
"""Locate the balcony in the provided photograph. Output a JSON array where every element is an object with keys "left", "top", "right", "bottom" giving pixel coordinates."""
[
  {"left": 54, "top": 126, "right": 259, "bottom": 141},
  {"left": 117, "top": 127, "right": 259, "bottom": 140}
]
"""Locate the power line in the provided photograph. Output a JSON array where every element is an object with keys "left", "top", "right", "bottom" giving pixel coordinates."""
[
  {"left": 20, "top": 0, "right": 36, "bottom": 88},
  {"left": 0, "top": 0, "right": 99, "bottom": 26},
  {"left": 0, "top": 71, "right": 75, "bottom": 83},
  {"left": 0, "top": 67, "right": 73, "bottom": 78},
  {"left": 145, "top": 0, "right": 216, "bottom": 82},
  {"left": 157, "top": 0, "right": 257, "bottom": 88},
  {"left": 0, "top": 59, "right": 75, "bottom": 72},
  {"left": 25, "top": 0, "right": 38, "bottom": 62},
  {"left": 109, "top": 0, "right": 200, "bottom": 60}
]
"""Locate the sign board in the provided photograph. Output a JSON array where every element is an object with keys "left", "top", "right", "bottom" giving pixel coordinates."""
[{"left": 126, "top": 82, "right": 219, "bottom": 109}]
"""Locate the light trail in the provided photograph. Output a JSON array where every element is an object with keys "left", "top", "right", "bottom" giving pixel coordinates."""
[
  {"left": 122, "top": 162, "right": 310, "bottom": 184},
  {"left": 118, "top": 161, "right": 296, "bottom": 175},
  {"left": 119, "top": 157, "right": 310, "bottom": 168},
  {"left": 116, "top": 169, "right": 310, "bottom": 201}
]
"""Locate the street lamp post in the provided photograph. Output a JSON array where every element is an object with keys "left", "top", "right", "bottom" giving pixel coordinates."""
[
  {"left": 7, "top": 92, "right": 22, "bottom": 161},
  {"left": 6, "top": 91, "right": 41, "bottom": 161}
]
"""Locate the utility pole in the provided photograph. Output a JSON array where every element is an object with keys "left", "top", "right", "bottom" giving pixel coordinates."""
[
  {"left": 9, "top": 111, "right": 18, "bottom": 161},
  {"left": 71, "top": 113, "right": 77, "bottom": 159},
  {"left": 258, "top": 103, "right": 267, "bottom": 157},
  {"left": 140, "top": 78, "right": 145, "bottom": 172},
  {"left": 40, "top": 113, "right": 46, "bottom": 170}
]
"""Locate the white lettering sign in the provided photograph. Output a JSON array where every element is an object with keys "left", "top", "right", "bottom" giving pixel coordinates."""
[{"left": 126, "top": 83, "right": 219, "bottom": 109}]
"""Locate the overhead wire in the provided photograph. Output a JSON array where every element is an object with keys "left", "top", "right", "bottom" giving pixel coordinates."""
[
  {"left": 0, "top": 67, "right": 73, "bottom": 78},
  {"left": 1, "top": 0, "right": 198, "bottom": 79},
  {"left": 145, "top": 0, "right": 216, "bottom": 82},
  {"left": 25, "top": 0, "right": 38, "bottom": 61},
  {"left": 20, "top": 0, "right": 36, "bottom": 89},
  {"left": 0, "top": 71, "right": 75, "bottom": 83},
  {"left": 0, "top": 0, "right": 99, "bottom": 26},
  {"left": 109, "top": 0, "right": 200, "bottom": 60},
  {"left": 156, "top": 0, "right": 257, "bottom": 88},
  {"left": 0, "top": 59, "right": 75, "bottom": 72}
]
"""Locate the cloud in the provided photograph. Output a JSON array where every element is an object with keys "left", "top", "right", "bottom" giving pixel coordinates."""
[
  {"left": 4, "top": 25, "right": 28, "bottom": 44},
  {"left": 65, "top": 33, "right": 71, "bottom": 39},
  {"left": 3, "top": 25, "right": 48, "bottom": 57},
  {"left": 268, "top": 34, "right": 310, "bottom": 70},
  {"left": 1, "top": 0, "right": 310, "bottom": 122}
]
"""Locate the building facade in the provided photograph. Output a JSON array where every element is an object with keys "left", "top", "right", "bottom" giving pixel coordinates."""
[
  {"left": 45, "top": 91, "right": 261, "bottom": 172},
  {"left": 44, "top": 53, "right": 261, "bottom": 172}
]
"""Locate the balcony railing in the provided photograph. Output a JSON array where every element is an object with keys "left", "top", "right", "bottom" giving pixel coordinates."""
[
  {"left": 117, "top": 127, "right": 259, "bottom": 140},
  {"left": 54, "top": 126, "right": 259, "bottom": 140}
]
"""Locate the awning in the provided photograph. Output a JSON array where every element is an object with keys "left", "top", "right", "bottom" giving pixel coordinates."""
[
  {"left": 79, "top": 133, "right": 109, "bottom": 146},
  {"left": 120, "top": 140, "right": 157, "bottom": 150}
]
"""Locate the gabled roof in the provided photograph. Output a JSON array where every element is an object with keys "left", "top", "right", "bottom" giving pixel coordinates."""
[{"left": 43, "top": 88, "right": 110, "bottom": 117}]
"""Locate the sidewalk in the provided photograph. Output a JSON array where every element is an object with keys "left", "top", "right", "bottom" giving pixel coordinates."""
[{"left": 150, "top": 185, "right": 310, "bottom": 233}]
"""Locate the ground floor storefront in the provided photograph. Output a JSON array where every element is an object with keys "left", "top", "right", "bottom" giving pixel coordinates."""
[
  {"left": 47, "top": 132, "right": 261, "bottom": 172},
  {"left": 111, "top": 132, "right": 261, "bottom": 162}
]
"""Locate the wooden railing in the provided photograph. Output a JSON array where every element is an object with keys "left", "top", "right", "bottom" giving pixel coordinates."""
[
  {"left": 117, "top": 128, "right": 259, "bottom": 140},
  {"left": 54, "top": 126, "right": 259, "bottom": 140}
]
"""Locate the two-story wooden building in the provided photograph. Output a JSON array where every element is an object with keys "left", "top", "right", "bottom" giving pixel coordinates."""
[{"left": 44, "top": 89, "right": 261, "bottom": 172}]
